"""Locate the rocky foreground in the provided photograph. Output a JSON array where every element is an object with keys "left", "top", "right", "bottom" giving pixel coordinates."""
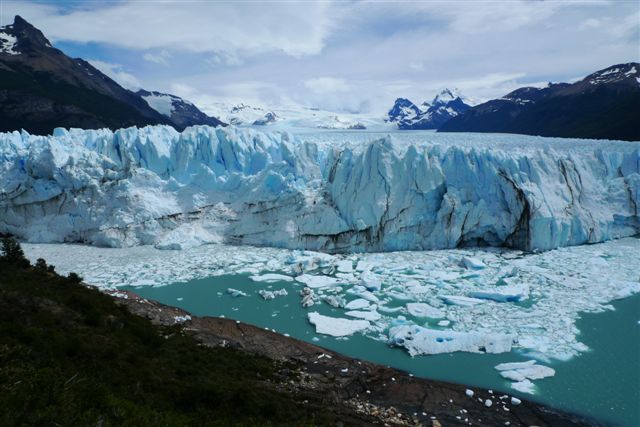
[{"left": 110, "top": 289, "right": 602, "bottom": 427}]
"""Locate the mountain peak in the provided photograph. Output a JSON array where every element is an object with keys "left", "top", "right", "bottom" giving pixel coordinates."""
[
  {"left": 1, "top": 15, "right": 53, "bottom": 53},
  {"left": 432, "top": 88, "right": 463, "bottom": 105}
]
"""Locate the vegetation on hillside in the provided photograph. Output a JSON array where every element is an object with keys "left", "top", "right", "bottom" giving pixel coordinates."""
[{"left": 0, "top": 237, "right": 330, "bottom": 426}]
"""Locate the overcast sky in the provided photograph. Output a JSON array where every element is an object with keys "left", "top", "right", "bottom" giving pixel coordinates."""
[{"left": 1, "top": 0, "right": 638, "bottom": 114}]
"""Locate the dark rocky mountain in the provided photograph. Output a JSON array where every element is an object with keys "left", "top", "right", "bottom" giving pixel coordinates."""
[
  {"left": 387, "top": 98, "right": 422, "bottom": 123},
  {"left": 0, "top": 16, "right": 224, "bottom": 135},
  {"left": 387, "top": 89, "right": 471, "bottom": 130},
  {"left": 136, "top": 89, "right": 224, "bottom": 131},
  {"left": 439, "top": 63, "right": 640, "bottom": 141}
]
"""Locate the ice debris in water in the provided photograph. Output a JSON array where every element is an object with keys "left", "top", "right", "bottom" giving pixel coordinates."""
[
  {"left": 250, "top": 273, "right": 293, "bottom": 283},
  {"left": 22, "top": 237, "right": 640, "bottom": 360},
  {"left": 388, "top": 322, "right": 514, "bottom": 356},
  {"left": 258, "top": 288, "right": 288, "bottom": 300},
  {"left": 495, "top": 360, "right": 556, "bottom": 381},
  {"left": 227, "top": 288, "right": 248, "bottom": 297},
  {"left": 300, "top": 287, "right": 315, "bottom": 307},
  {"left": 308, "top": 312, "right": 370, "bottom": 337}
]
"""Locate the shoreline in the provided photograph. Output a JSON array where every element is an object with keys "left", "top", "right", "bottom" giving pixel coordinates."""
[{"left": 106, "top": 287, "right": 604, "bottom": 426}]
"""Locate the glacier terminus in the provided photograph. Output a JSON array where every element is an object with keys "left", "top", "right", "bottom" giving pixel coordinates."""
[{"left": 0, "top": 125, "right": 638, "bottom": 252}]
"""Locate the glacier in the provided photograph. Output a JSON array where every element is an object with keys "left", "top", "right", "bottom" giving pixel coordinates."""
[{"left": 1, "top": 125, "right": 638, "bottom": 252}]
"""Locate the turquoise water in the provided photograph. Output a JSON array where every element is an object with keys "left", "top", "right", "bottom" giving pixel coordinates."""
[{"left": 124, "top": 275, "right": 640, "bottom": 426}]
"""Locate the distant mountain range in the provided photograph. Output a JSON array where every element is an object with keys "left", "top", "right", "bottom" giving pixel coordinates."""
[
  {"left": 1, "top": 16, "right": 637, "bottom": 140},
  {"left": 387, "top": 88, "right": 472, "bottom": 130},
  {"left": 0, "top": 16, "right": 223, "bottom": 134},
  {"left": 440, "top": 63, "right": 640, "bottom": 141}
]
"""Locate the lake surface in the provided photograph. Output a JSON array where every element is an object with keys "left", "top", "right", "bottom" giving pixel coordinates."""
[{"left": 124, "top": 275, "right": 640, "bottom": 427}]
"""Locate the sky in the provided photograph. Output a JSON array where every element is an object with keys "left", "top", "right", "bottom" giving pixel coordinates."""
[{"left": 1, "top": 0, "right": 639, "bottom": 115}]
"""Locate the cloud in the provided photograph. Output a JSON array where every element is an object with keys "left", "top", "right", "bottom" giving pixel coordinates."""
[
  {"left": 304, "top": 77, "right": 350, "bottom": 94},
  {"left": 3, "top": 1, "right": 335, "bottom": 57},
  {"left": 88, "top": 60, "right": 142, "bottom": 90},
  {"left": 4, "top": 0, "right": 637, "bottom": 113},
  {"left": 143, "top": 49, "right": 171, "bottom": 66}
]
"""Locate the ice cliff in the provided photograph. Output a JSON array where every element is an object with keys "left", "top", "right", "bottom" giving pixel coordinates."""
[{"left": 0, "top": 125, "right": 638, "bottom": 252}]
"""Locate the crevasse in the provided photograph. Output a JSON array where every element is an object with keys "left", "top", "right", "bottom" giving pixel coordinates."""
[{"left": 0, "top": 125, "right": 638, "bottom": 252}]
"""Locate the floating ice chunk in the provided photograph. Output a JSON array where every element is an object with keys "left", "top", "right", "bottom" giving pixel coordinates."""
[
  {"left": 300, "top": 287, "right": 315, "bottom": 307},
  {"left": 324, "top": 295, "right": 346, "bottom": 308},
  {"left": 249, "top": 273, "right": 294, "bottom": 283},
  {"left": 461, "top": 257, "right": 486, "bottom": 269},
  {"left": 496, "top": 362, "right": 555, "bottom": 382},
  {"left": 308, "top": 312, "right": 370, "bottom": 337},
  {"left": 295, "top": 274, "right": 341, "bottom": 288},
  {"left": 441, "top": 295, "right": 485, "bottom": 307},
  {"left": 345, "top": 298, "right": 371, "bottom": 310},
  {"left": 227, "top": 288, "right": 247, "bottom": 297},
  {"left": 345, "top": 310, "right": 381, "bottom": 321},
  {"left": 494, "top": 360, "right": 537, "bottom": 371},
  {"left": 361, "top": 271, "right": 382, "bottom": 291},
  {"left": 258, "top": 288, "right": 288, "bottom": 300},
  {"left": 469, "top": 284, "right": 530, "bottom": 302},
  {"left": 336, "top": 260, "right": 353, "bottom": 273},
  {"left": 347, "top": 285, "right": 380, "bottom": 302},
  {"left": 389, "top": 324, "right": 514, "bottom": 356},
  {"left": 406, "top": 302, "right": 445, "bottom": 319},
  {"left": 511, "top": 379, "right": 536, "bottom": 394}
]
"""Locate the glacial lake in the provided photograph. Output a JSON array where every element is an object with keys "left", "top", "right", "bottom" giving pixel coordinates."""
[{"left": 124, "top": 276, "right": 640, "bottom": 427}]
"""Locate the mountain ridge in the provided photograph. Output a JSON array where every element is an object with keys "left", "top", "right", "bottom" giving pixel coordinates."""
[
  {"left": 0, "top": 16, "right": 224, "bottom": 135},
  {"left": 439, "top": 63, "right": 640, "bottom": 141}
]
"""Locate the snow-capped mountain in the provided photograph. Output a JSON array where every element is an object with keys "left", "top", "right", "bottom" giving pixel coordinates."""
[
  {"left": 1, "top": 125, "right": 637, "bottom": 252},
  {"left": 387, "top": 98, "right": 423, "bottom": 123},
  {"left": 137, "top": 90, "right": 224, "bottom": 131},
  {"left": 0, "top": 15, "right": 225, "bottom": 135},
  {"left": 387, "top": 89, "right": 471, "bottom": 130},
  {"left": 440, "top": 63, "right": 640, "bottom": 141},
  {"left": 0, "top": 16, "right": 171, "bottom": 134}
]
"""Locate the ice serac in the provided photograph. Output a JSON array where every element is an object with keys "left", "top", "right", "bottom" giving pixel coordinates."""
[{"left": 0, "top": 125, "right": 638, "bottom": 252}]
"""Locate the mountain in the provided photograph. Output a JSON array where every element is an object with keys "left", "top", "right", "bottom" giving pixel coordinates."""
[
  {"left": 387, "top": 89, "right": 471, "bottom": 130},
  {"left": 0, "top": 16, "right": 224, "bottom": 135},
  {"left": 439, "top": 63, "right": 640, "bottom": 141},
  {"left": 137, "top": 89, "right": 224, "bottom": 131}
]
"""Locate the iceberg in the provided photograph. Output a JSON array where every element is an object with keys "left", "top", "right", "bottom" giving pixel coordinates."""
[
  {"left": 388, "top": 323, "right": 514, "bottom": 356},
  {"left": 1, "top": 126, "right": 637, "bottom": 253},
  {"left": 308, "top": 312, "right": 370, "bottom": 337},
  {"left": 406, "top": 302, "right": 446, "bottom": 318}
]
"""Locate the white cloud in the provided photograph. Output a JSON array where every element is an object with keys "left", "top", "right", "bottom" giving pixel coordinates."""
[
  {"left": 304, "top": 77, "right": 350, "bottom": 94},
  {"left": 3, "top": 1, "right": 335, "bottom": 57},
  {"left": 88, "top": 60, "right": 142, "bottom": 90},
  {"left": 143, "top": 49, "right": 171, "bottom": 66},
  {"left": 3, "top": 0, "right": 637, "bottom": 113}
]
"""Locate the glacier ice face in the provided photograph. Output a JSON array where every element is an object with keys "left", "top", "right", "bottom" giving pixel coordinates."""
[{"left": 1, "top": 125, "right": 638, "bottom": 252}]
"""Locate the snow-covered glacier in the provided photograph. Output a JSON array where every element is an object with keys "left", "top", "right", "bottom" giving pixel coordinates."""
[{"left": 0, "top": 125, "right": 638, "bottom": 252}]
